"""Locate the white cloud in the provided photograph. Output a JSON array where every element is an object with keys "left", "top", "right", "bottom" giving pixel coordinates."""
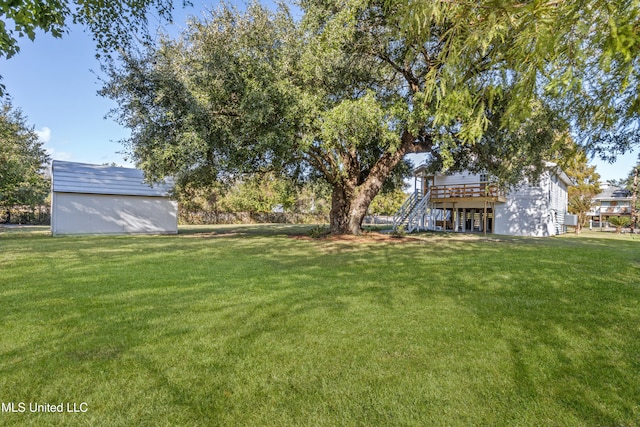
[
  {"left": 47, "top": 148, "right": 73, "bottom": 161},
  {"left": 36, "top": 126, "right": 52, "bottom": 143},
  {"left": 36, "top": 127, "right": 73, "bottom": 162}
]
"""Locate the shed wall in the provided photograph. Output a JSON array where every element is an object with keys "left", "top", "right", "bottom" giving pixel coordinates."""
[{"left": 52, "top": 193, "right": 178, "bottom": 235}]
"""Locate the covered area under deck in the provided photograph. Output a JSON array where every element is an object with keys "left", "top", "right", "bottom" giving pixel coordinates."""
[
  {"left": 398, "top": 164, "right": 570, "bottom": 236},
  {"left": 431, "top": 203, "right": 495, "bottom": 233},
  {"left": 427, "top": 183, "right": 506, "bottom": 233}
]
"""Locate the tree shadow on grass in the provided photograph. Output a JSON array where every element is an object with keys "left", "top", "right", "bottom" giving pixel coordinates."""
[{"left": 1, "top": 228, "right": 639, "bottom": 425}]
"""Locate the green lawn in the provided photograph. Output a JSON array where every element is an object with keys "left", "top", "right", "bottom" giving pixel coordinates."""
[{"left": 1, "top": 225, "right": 639, "bottom": 426}]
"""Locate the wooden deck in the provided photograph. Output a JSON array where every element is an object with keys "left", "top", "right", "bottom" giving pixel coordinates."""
[{"left": 429, "top": 184, "right": 506, "bottom": 203}]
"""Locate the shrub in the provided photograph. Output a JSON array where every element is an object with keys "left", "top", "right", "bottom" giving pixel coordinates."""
[
  {"left": 307, "top": 225, "right": 330, "bottom": 238},
  {"left": 391, "top": 224, "right": 406, "bottom": 238},
  {"left": 608, "top": 216, "right": 630, "bottom": 233}
]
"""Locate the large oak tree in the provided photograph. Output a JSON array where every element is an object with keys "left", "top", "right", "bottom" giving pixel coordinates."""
[{"left": 102, "top": 0, "right": 640, "bottom": 234}]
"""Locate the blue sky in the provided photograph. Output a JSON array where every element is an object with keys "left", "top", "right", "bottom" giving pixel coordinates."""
[{"left": 1, "top": 1, "right": 638, "bottom": 182}]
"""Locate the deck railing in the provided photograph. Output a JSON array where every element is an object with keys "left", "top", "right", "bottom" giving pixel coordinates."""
[{"left": 430, "top": 183, "right": 505, "bottom": 199}]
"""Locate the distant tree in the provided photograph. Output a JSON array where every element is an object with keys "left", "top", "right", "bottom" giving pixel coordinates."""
[
  {"left": 0, "top": 103, "right": 50, "bottom": 222},
  {"left": 176, "top": 176, "right": 330, "bottom": 223},
  {"left": 622, "top": 158, "right": 640, "bottom": 231},
  {"left": 220, "top": 174, "right": 297, "bottom": 214},
  {"left": 565, "top": 148, "right": 601, "bottom": 233},
  {"left": 622, "top": 159, "right": 640, "bottom": 191},
  {"left": 292, "top": 181, "right": 331, "bottom": 215},
  {"left": 369, "top": 189, "right": 408, "bottom": 216}
]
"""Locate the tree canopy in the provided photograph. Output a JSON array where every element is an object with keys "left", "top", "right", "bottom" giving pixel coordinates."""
[
  {"left": 400, "top": 0, "right": 640, "bottom": 158},
  {"left": 0, "top": 102, "right": 50, "bottom": 218},
  {"left": 565, "top": 148, "right": 601, "bottom": 233},
  {"left": 102, "top": 0, "right": 640, "bottom": 234},
  {"left": 0, "top": 0, "right": 188, "bottom": 59}
]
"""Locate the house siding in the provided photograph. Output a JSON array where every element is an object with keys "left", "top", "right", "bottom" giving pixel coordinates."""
[
  {"left": 493, "top": 172, "right": 567, "bottom": 237},
  {"left": 420, "top": 168, "right": 569, "bottom": 237},
  {"left": 494, "top": 174, "right": 553, "bottom": 236},
  {"left": 433, "top": 172, "right": 483, "bottom": 186}
]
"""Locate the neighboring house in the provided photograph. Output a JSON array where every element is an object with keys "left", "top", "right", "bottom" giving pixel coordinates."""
[
  {"left": 586, "top": 183, "right": 632, "bottom": 228},
  {"left": 51, "top": 160, "right": 177, "bottom": 235},
  {"left": 394, "top": 163, "right": 571, "bottom": 237}
]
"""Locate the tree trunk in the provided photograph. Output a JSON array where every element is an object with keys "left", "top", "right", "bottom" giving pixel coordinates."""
[
  {"left": 329, "top": 182, "right": 378, "bottom": 235},
  {"left": 328, "top": 131, "right": 427, "bottom": 235},
  {"left": 329, "top": 184, "right": 354, "bottom": 234},
  {"left": 632, "top": 166, "right": 638, "bottom": 233}
]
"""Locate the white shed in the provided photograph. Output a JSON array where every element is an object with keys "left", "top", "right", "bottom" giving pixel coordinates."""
[{"left": 51, "top": 160, "right": 178, "bottom": 235}]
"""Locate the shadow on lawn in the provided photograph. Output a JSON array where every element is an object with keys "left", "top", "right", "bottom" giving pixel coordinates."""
[
  {"left": 449, "top": 248, "right": 640, "bottom": 425},
  {"left": 1, "top": 227, "right": 639, "bottom": 425},
  {"left": 178, "top": 223, "right": 314, "bottom": 238}
]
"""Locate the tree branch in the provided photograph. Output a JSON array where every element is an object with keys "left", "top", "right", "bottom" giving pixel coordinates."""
[
  {"left": 307, "top": 145, "right": 337, "bottom": 183},
  {"left": 377, "top": 51, "right": 421, "bottom": 93}
]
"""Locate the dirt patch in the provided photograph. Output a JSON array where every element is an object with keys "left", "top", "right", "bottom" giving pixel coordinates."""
[
  {"left": 289, "top": 232, "right": 422, "bottom": 244},
  {"left": 290, "top": 231, "right": 513, "bottom": 244}
]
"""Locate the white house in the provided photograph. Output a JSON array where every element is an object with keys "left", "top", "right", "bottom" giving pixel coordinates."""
[
  {"left": 51, "top": 160, "right": 178, "bottom": 235},
  {"left": 394, "top": 164, "right": 572, "bottom": 237},
  {"left": 586, "top": 183, "right": 632, "bottom": 229}
]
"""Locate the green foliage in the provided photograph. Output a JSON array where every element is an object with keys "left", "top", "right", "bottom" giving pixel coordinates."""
[
  {"left": 400, "top": 0, "right": 640, "bottom": 159},
  {"left": 0, "top": 0, "right": 182, "bottom": 59},
  {"left": 563, "top": 143, "right": 601, "bottom": 232},
  {"left": 390, "top": 224, "right": 406, "bottom": 238},
  {"left": 291, "top": 180, "right": 332, "bottom": 215},
  {"left": 608, "top": 216, "right": 631, "bottom": 230},
  {"left": 101, "top": 3, "right": 299, "bottom": 187},
  {"left": 102, "top": 0, "right": 640, "bottom": 234},
  {"left": 306, "top": 224, "right": 329, "bottom": 238},
  {"left": 0, "top": 0, "right": 187, "bottom": 95},
  {"left": 369, "top": 188, "right": 407, "bottom": 216},
  {"left": 625, "top": 163, "right": 639, "bottom": 222},
  {"left": 622, "top": 160, "right": 639, "bottom": 193},
  {"left": 0, "top": 0, "right": 67, "bottom": 60},
  {"left": 0, "top": 102, "right": 50, "bottom": 215},
  {"left": 175, "top": 175, "right": 332, "bottom": 218},
  {"left": 220, "top": 173, "right": 297, "bottom": 214}
]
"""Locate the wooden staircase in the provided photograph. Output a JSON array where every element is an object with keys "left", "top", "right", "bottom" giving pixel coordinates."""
[{"left": 392, "top": 190, "right": 434, "bottom": 233}]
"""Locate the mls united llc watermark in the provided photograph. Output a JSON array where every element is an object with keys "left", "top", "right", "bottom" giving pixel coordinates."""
[{"left": 2, "top": 402, "right": 88, "bottom": 414}]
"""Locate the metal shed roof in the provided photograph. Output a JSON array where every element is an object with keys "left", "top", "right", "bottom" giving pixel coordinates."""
[{"left": 52, "top": 160, "right": 173, "bottom": 197}]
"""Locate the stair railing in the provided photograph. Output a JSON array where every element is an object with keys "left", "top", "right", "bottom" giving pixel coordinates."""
[
  {"left": 407, "top": 190, "right": 431, "bottom": 233},
  {"left": 392, "top": 190, "right": 421, "bottom": 231}
]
